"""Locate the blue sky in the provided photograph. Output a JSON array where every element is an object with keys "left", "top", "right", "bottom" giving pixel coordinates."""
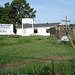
[{"left": 0, "top": 0, "right": 75, "bottom": 24}]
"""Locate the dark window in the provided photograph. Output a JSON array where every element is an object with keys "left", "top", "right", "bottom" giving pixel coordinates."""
[
  {"left": 46, "top": 29, "right": 50, "bottom": 33},
  {"left": 34, "top": 29, "right": 38, "bottom": 33}
]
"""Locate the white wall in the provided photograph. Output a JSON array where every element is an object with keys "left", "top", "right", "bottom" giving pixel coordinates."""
[
  {"left": 17, "top": 28, "right": 33, "bottom": 36},
  {"left": 0, "top": 24, "right": 13, "bottom": 35},
  {"left": 34, "top": 27, "right": 50, "bottom": 36},
  {"left": 25, "top": 28, "right": 33, "bottom": 36},
  {"left": 17, "top": 29, "right": 22, "bottom": 35},
  {"left": 17, "top": 27, "right": 50, "bottom": 36}
]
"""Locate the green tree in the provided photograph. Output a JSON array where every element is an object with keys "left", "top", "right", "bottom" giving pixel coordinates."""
[
  {"left": 69, "top": 24, "right": 75, "bottom": 30},
  {"left": 5, "top": 2, "right": 10, "bottom": 8},
  {"left": 0, "top": 7, "right": 4, "bottom": 20},
  {"left": 0, "top": 2, "right": 16, "bottom": 24},
  {"left": 0, "top": 0, "right": 36, "bottom": 33},
  {"left": 11, "top": 0, "right": 36, "bottom": 26}
]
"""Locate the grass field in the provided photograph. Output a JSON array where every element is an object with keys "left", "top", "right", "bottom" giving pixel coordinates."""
[
  {"left": 0, "top": 35, "right": 75, "bottom": 64},
  {"left": 0, "top": 35, "right": 75, "bottom": 74}
]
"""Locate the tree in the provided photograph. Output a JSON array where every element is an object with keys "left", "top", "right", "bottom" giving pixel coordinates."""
[
  {"left": 69, "top": 24, "right": 75, "bottom": 30},
  {"left": 10, "top": 0, "right": 36, "bottom": 26},
  {"left": 0, "top": 2, "right": 16, "bottom": 24},
  {"left": 0, "top": 7, "right": 4, "bottom": 20},
  {"left": 5, "top": 2, "right": 10, "bottom": 8},
  {"left": 0, "top": 0, "right": 36, "bottom": 33}
]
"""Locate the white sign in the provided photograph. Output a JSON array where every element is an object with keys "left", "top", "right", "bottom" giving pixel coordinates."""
[
  {"left": 0, "top": 24, "right": 13, "bottom": 35},
  {"left": 22, "top": 18, "right": 33, "bottom": 24}
]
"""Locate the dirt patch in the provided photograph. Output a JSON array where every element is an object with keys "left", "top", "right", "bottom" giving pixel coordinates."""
[{"left": 6, "top": 39, "right": 16, "bottom": 40}]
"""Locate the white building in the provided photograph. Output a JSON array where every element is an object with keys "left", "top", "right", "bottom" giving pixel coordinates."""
[
  {"left": 17, "top": 23, "right": 60, "bottom": 36},
  {"left": 0, "top": 24, "right": 13, "bottom": 35}
]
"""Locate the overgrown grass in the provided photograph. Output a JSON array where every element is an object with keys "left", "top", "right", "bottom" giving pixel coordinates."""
[
  {"left": 0, "top": 35, "right": 45, "bottom": 46},
  {"left": 0, "top": 35, "right": 75, "bottom": 65},
  {"left": 0, "top": 35, "right": 75, "bottom": 74},
  {"left": 17, "top": 38, "right": 31, "bottom": 44},
  {"left": 0, "top": 35, "right": 49, "bottom": 64},
  {"left": 0, "top": 59, "right": 75, "bottom": 75}
]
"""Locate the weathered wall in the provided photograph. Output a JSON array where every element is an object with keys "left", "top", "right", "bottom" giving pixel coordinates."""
[
  {"left": 73, "top": 30, "right": 75, "bottom": 37},
  {"left": 56, "top": 30, "right": 74, "bottom": 38},
  {"left": 50, "top": 27, "right": 56, "bottom": 36},
  {"left": 50, "top": 26, "right": 75, "bottom": 39}
]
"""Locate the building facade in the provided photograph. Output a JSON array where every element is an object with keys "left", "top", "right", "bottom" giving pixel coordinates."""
[{"left": 17, "top": 23, "right": 60, "bottom": 36}]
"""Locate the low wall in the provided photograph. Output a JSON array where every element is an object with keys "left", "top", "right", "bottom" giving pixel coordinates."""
[
  {"left": 50, "top": 27, "right": 75, "bottom": 39},
  {"left": 57, "top": 30, "right": 74, "bottom": 38}
]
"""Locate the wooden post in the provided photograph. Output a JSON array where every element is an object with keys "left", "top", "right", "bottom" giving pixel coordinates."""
[
  {"left": 66, "top": 33, "right": 75, "bottom": 49},
  {"left": 61, "top": 16, "right": 71, "bottom": 30},
  {"left": 65, "top": 16, "right": 67, "bottom": 29}
]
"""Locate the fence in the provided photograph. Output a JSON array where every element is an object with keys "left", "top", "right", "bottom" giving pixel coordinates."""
[{"left": 0, "top": 55, "right": 75, "bottom": 75}]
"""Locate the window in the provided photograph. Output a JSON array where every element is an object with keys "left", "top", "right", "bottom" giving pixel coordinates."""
[
  {"left": 46, "top": 29, "right": 50, "bottom": 33},
  {"left": 34, "top": 29, "right": 38, "bottom": 33}
]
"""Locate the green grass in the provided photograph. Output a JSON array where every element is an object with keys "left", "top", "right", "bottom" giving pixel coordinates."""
[
  {"left": 0, "top": 35, "right": 75, "bottom": 64},
  {"left": 0, "top": 60, "right": 75, "bottom": 75},
  {"left": 0, "top": 35, "right": 75, "bottom": 74}
]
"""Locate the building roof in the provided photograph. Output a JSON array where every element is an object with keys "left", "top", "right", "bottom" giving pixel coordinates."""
[{"left": 17, "top": 23, "right": 60, "bottom": 28}]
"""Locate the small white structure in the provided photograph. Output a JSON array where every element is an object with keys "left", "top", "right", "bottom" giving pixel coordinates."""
[
  {"left": 0, "top": 24, "right": 13, "bottom": 35},
  {"left": 61, "top": 36, "right": 69, "bottom": 41},
  {"left": 17, "top": 18, "right": 60, "bottom": 36}
]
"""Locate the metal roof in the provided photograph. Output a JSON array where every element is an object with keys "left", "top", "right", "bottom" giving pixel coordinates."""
[{"left": 17, "top": 23, "right": 60, "bottom": 28}]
